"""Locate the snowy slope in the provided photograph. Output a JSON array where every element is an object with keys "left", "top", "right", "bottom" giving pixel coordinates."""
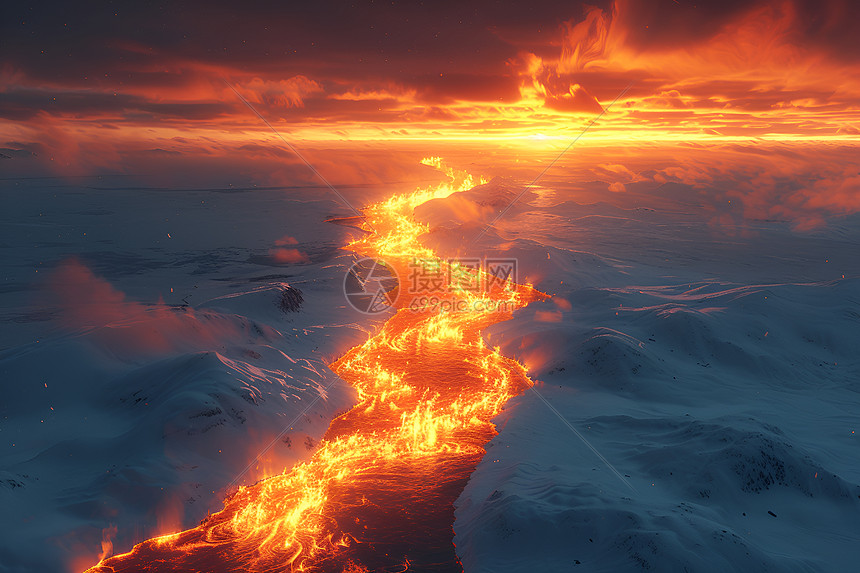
[
  {"left": 0, "top": 183, "right": 387, "bottom": 572},
  {"left": 2, "top": 170, "right": 859, "bottom": 573},
  {"left": 445, "top": 188, "right": 860, "bottom": 572}
]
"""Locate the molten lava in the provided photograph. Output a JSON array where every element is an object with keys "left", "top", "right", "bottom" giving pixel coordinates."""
[{"left": 86, "top": 159, "right": 545, "bottom": 572}]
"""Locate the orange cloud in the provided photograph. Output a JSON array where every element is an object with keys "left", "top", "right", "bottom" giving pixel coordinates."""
[
  {"left": 580, "top": 143, "right": 860, "bottom": 230},
  {"left": 268, "top": 248, "right": 310, "bottom": 264},
  {"left": 513, "top": 1, "right": 860, "bottom": 139},
  {"left": 275, "top": 236, "right": 300, "bottom": 246},
  {"left": 44, "top": 259, "right": 246, "bottom": 356},
  {"left": 236, "top": 76, "right": 324, "bottom": 109},
  {"left": 534, "top": 310, "right": 563, "bottom": 323}
]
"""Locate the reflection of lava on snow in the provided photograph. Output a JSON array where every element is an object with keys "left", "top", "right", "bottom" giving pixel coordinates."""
[{"left": 85, "top": 159, "right": 545, "bottom": 572}]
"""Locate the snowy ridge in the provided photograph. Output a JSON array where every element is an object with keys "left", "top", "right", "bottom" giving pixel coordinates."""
[
  {"left": 418, "top": 185, "right": 860, "bottom": 571},
  {"left": 0, "top": 187, "right": 386, "bottom": 572}
]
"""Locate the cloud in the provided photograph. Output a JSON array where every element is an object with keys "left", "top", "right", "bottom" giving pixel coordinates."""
[
  {"left": 534, "top": 310, "right": 563, "bottom": 322},
  {"left": 646, "top": 144, "right": 860, "bottom": 229},
  {"left": 408, "top": 73, "right": 521, "bottom": 103},
  {"left": 43, "top": 259, "right": 248, "bottom": 356},
  {"left": 513, "top": 0, "right": 860, "bottom": 133},
  {"left": 237, "top": 76, "right": 324, "bottom": 109},
  {"left": 274, "top": 236, "right": 299, "bottom": 246},
  {"left": 533, "top": 142, "right": 860, "bottom": 231},
  {"left": 595, "top": 163, "right": 642, "bottom": 181},
  {"left": 47, "top": 258, "right": 131, "bottom": 328},
  {"left": 1, "top": 0, "right": 858, "bottom": 175},
  {"left": 540, "top": 80, "right": 604, "bottom": 113},
  {"left": 268, "top": 248, "right": 310, "bottom": 264}
]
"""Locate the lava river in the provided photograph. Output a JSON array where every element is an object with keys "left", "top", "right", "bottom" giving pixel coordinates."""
[{"left": 86, "top": 159, "right": 546, "bottom": 573}]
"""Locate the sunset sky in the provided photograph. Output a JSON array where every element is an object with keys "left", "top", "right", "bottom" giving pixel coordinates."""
[
  {"left": 2, "top": 7, "right": 860, "bottom": 570},
  {"left": 2, "top": 0, "right": 859, "bottom": 225}
]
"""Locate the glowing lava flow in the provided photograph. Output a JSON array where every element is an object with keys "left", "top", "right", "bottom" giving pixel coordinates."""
[{"left": 86, "top": 159, "right": 545, "bottom": 573}]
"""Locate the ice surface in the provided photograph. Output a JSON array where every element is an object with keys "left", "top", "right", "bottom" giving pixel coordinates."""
[
  {"left": 2, "top": 169, "right": 859, "bottom": 572},
  {"left": 0, "top": 183, "right": 388, "bottom": 572},
  {"left": 438, "top": 184, "right": 860, "bottom": 572}
]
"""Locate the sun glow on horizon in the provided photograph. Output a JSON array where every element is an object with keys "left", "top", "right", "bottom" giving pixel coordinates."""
[{"left": 5, "top": 1, "right": 860, "bottom": 179}]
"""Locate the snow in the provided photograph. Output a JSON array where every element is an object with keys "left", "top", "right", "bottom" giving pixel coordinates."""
[
  {"left": 0, "top": 182, "right": 388, "bottom": 572},
  {"left": 2, "top": 164, "right": 859, "bottom": 572},
  {"left": 445, "top": 185, "right": 860, "bottom": 572}
]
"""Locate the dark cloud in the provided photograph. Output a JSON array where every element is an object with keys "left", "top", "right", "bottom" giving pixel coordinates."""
[
  {"left": 614, "top": 0, "right": 757, "bottom": 50},
  {"left": 407, "top": 73, "right": 521, "bottom": 103},
  {"left": 1, "top": 1, "right": 606, "bottom": 129},
  {"left": 0, "top": 1, "right": 592, "bottom": 94},
  {"left": 0, "top": 89, "right": 233, "bottom": 121},
  {"left": 614, "top": 0, "right": 860, "bottom": 59}
]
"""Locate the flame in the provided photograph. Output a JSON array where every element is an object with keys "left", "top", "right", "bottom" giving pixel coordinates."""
[{"left": 84, "top": 159, "right": 544, "bottom": 572}]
